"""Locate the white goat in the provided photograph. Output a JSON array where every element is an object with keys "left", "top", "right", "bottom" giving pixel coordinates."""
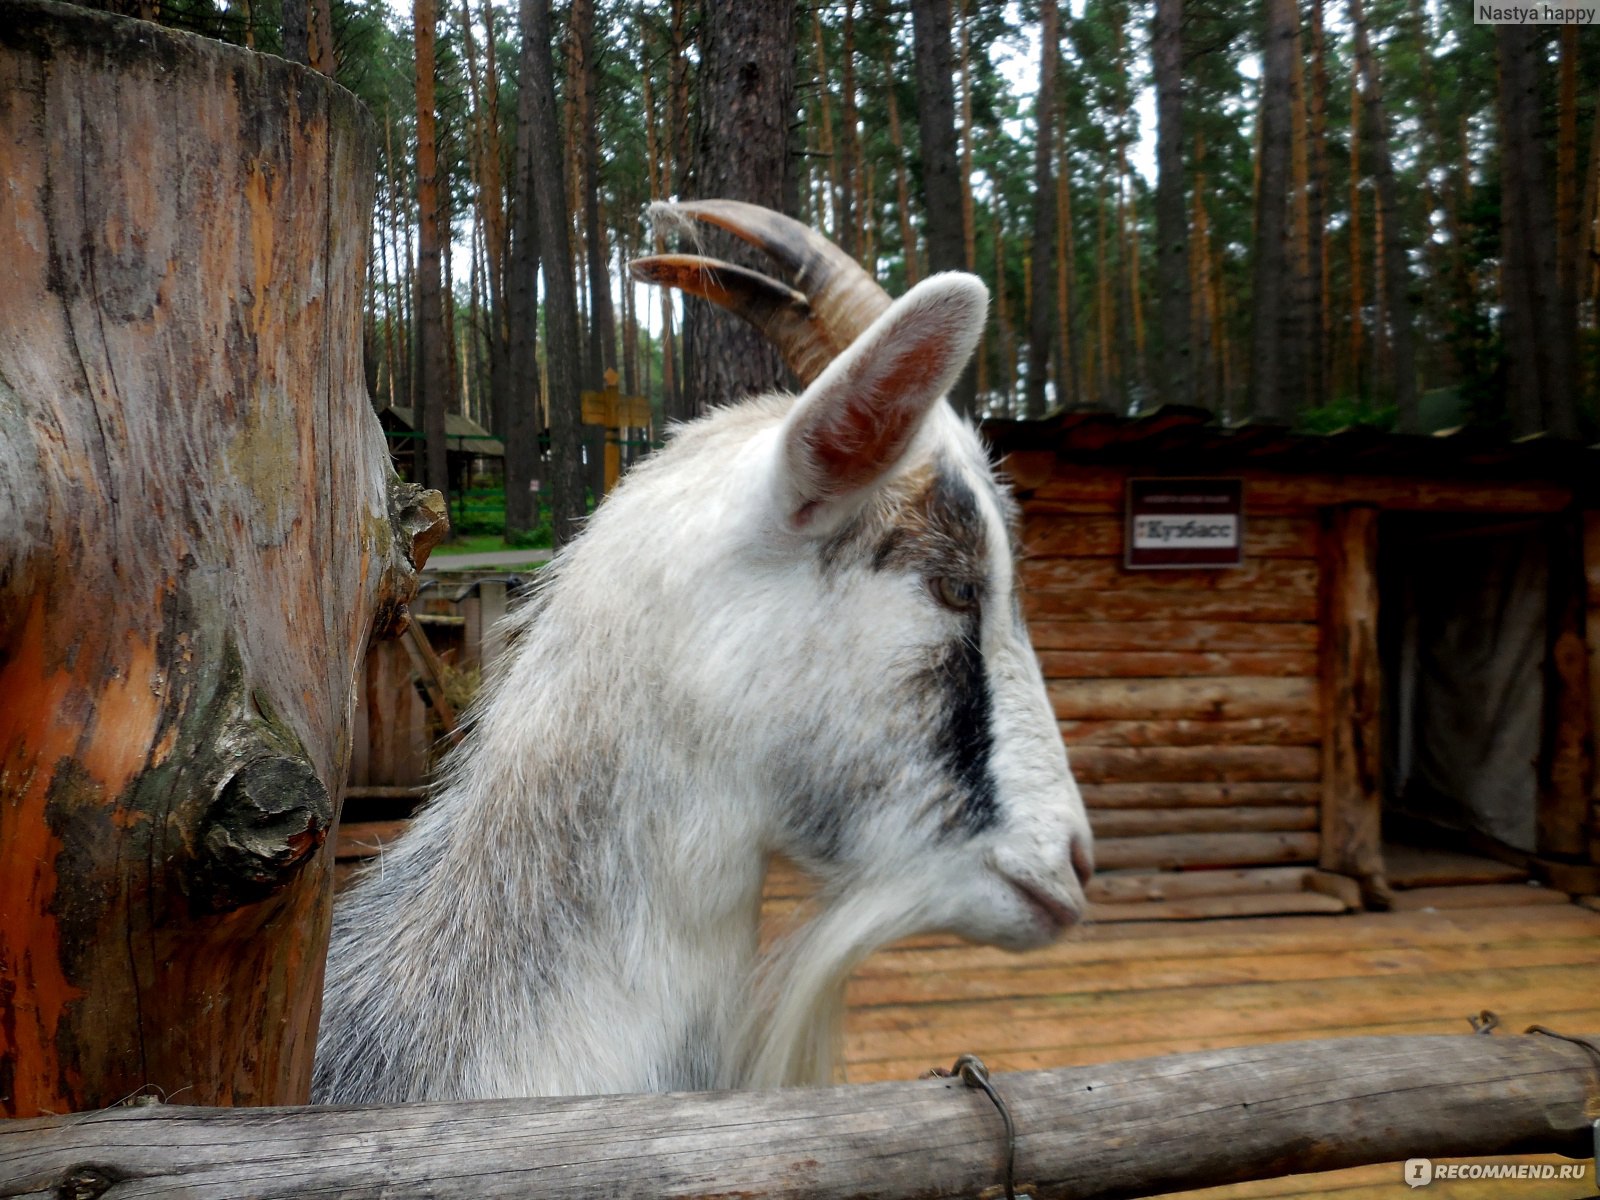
[{"left": 314, "top": 201, "right": 1092, "bottom": 1104}]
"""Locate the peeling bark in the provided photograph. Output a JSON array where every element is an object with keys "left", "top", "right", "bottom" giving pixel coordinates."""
[{"left": 0, "top": 1, "right": 444, "bottom": 1116}]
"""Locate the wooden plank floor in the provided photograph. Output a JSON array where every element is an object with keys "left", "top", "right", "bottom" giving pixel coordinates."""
[{"left": 763, "top": 867, "right": 1600, "bottom": 1200}]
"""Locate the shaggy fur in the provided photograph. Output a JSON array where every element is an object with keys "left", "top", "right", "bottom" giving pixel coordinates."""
[{"left": 314, "top": 274, "right": 1091, "bottom": 1103}]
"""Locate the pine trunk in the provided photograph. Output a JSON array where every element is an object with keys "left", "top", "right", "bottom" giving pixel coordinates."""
[
  {"left": 1497, "top": 24, "right": 1581, "bottom": 438},
  {"left": 1307, "top": 0, "right": 1329, "bottom": 409},
  {"left": 574, "top": 0, "right": 615, "bottom": 389},
  {"left": 1057, "top": 120, "right": 1079, "bottom": 408},
  {"left": 884, "top": 39, "right": 920, "bottom": 285},
  {"left": 1024, "top": 0, "right": 1060, "bottom": 418},
  {"left": 523, "top": 0, "right": 586, "bottom": 544},
  {"left": 1249, "top": 0, "right": 1296, "bottom": 422},
  {"left": 414, "top": 0, "right": 451, "bottom": 498},
  {"left": 1348, "top": 0, "right": 1417, "bottom": 430},
  {"left": 1153, "top": 0, "right": 1191, "bottom": 408},
  {"left": 912, "top": 0, "right": 972, "bottom": 412},
  {"left": 1347, "top": 78, "right": 1364, "bottom": 402},
  {"left": 684, "top": 0, "right": 795, "bottom": 410},
  {"left": 0, "top": 2, "right": 445, "bottom": 1116}
]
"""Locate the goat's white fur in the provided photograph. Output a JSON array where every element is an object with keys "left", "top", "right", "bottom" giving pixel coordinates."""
[{"left": 315, "top": 272, "right": 1092, "bottom": 1103}]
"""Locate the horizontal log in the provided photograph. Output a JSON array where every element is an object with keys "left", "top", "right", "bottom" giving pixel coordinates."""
[
  {"left": 1025, "top": 589, "right": 1317, "bottom": 622},
  {"left": 1096, "top": 831, "right": 1321, "bottom": 870},
  {"left": 1023, "top": 515, "right": 1318, "bottom": 559},
  {"left": 2, "top": 1036, "right": 1593, "bottom": 1200},
  {"left": 1090, "top": 891, "right": 1348, "bottom": 922},
  {"left": 1060, "top": 715, "right": 1321, "bottom": 747},
  {"left": 1080, "top": 781, "right": 1323, "bottom": 808},
  {"left": 1021, "top": 558, "right": 1319, "bottom": 594},
  {"left": 1069, "top": 746, "right": 1322, "bottom": 784},
  {"left": 1050, "top": 677, "right": 1318, "bottom": 720},
  {"left": 343, "top": 785, "right": 428, "bottom": 800},
  {"left": 333, "top": 819, "right": 412, "bottom": 860},
  {"left": 1086, "top": 865, "right": 1314, "bottom": 903},
  {"left": 1040, "top": 650, "right": 1317, "bottom": 679},
  {"left": 1026, "top": 467, "right": 1575, "bottom": 515},
  {"left": 1089, "top": 806, "right": 1320, "bottom": 838},
  {"left": 1030, "top": 620, "right": 1319, "bottom": 652}
]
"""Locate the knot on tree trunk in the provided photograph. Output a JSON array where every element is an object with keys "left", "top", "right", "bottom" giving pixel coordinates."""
[
  {"left": 177, "top": 649, "right": 335, "bottom": 915},
  {"left": 201, "top": 754, "right": 331, "bottom": 913}
]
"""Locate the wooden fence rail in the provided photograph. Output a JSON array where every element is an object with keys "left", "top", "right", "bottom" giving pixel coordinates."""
[{"left": 2, "top": 1034, "right": 1595, "bottom": 1199}]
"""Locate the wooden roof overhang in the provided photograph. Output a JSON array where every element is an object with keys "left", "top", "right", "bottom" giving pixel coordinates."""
[{"left": 981, "top": 405, "right": 1599, "bottom": 513}]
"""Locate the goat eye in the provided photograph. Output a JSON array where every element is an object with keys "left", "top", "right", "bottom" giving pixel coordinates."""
[{"left": 929, "top": 576, "right": 980, "bottom": 613}]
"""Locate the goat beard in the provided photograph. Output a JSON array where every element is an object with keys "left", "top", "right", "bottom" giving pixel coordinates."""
[{"left": 733, "top": 879, "right": 936, "bottom": 1089}]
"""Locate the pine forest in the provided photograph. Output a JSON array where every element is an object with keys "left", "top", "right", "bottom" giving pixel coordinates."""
[{"left": 105, "top": 0, "right": 1600, "bottom": 547}]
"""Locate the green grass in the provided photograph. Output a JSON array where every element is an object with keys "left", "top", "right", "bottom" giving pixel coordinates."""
[{"left": 430, "top": 533, "right": 522, "bottom": 557}]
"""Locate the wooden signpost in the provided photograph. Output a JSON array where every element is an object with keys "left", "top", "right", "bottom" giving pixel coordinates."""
[{"left": 581, "top": 368, "right": 652, "bottom": 494}]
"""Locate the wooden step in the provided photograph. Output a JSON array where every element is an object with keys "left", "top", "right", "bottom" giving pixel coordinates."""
[
  {"left": 1384, "top": 845, "right": 1529, "bottom": 889},
  {"left": 1387, "top": 883, "right": 1569, "bottom": 911}
]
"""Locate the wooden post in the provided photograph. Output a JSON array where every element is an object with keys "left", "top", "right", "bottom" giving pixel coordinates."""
[
  {"left": 1318, "top": 505, "right": 1392, "bottom": 905},
  {"left": 1, "top": 1034, "right": 1595, "bottom": 1198},
  {"left": 1584, "top": 511, "right": 1600, "bottom": 865},
  {"left": 1539, "top": 512, "right": 1596, "bottom": 859},
  {"left": 0, "top": 3, "right": 445, "bottom": 1116},
  {"left": 362, "top": 640, "right": 432, "bottom": 789},
  {"left": 463, "top": 579, "right": 511, "bottom": 671},
  {"left": 581, "top": 367, "right": 650, "bottom": 495}
]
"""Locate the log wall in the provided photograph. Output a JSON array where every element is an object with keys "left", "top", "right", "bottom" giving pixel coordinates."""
[
  {"left": 1022, "top": 469, "right": 1325, "bottom": 882},
  {"left": 1016, "top": 461, "right": 1593, "bottom": 907}
]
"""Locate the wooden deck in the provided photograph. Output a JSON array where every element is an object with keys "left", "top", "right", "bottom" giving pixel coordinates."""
[{"left": 768, "top": 871, "right": 1600, "bottom": 1199}]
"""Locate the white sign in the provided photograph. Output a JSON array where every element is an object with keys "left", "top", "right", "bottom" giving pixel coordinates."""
[{"left": 1132, "top": 514, "right": 1240, "bottom": 549}]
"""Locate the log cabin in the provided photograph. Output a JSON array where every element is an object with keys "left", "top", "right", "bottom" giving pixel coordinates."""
[{"left": 981, "top": 404, "right": 1600, "bottom": 919}]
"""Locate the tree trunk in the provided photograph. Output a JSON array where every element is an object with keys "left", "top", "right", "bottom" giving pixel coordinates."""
[
  {"left": 1248, "top": 0, "right": 1296, "bottom": 422},
  {"left": 502, "top": 0, "right": 543, "bottom": 539},
  {"left": 523, "top": 0, "right": 586, "bottom": 545},
  {"left": 282, "top": 0, "right": 308, "bottom": 64},
  {"left": 683, "top": 0, "right": 795, "bottom": 411},
  {"left": 1347, "top": 77, "right": 1364, "bottom": 402},
  {"left": 0, "top": 1, "right": 444, "bottom": 1117},
  {"left": 1498, "top": 24, "right": 1581, "bottom": 439},
  {"left": 1348, "top": 0, "right": 1418, "bottom": 431},
  {"left": 573, "top": 0, "right": 615, "bottom": 391},
  {"left": 958, "top": 0, "right": 983, "bottom": 398},
  {"left": 885, "top": 39, "right": 920, "bottom": 286},
  {"left": 1153, "top": 0, "right": 1191, "bottom": 409},
  {"left": 911, "top": 0, "right": 973, "bottom": 413},
  {"left": 810, "top": 6, "right": 840, "bottom": 245},
  {"left": 309, "top": 0, "right": 333, "bottom": 75},
  {"left": 5, "top": 1035, "right": 1597, "bottom": 1197},
  {"left": 1057, "top": 120, "right": 1079, "bottom": 408},
  {"left": 414, "top": 0, "right": 451, "bottom": 498},
  {"left": 1024, "top": 0, "right": 1059, "bottom": 418},
  {"left": 840, "top": 0, "right": 860, "bottom": 258},
  {"left": 460, "top": 0, "right": 509, "bottom": 441},
  {"left": 1307, "top": 0, "right": 1329, "bottom": 409}
]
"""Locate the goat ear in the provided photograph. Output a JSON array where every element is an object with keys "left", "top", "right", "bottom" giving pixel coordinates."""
[{"left": 776, "top": 272, "right": 987, "bottom": 530}]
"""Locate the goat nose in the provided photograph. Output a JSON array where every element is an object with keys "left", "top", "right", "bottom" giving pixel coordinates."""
[{"left": 1070, "top": 836, "right": 1095, "bottom": 889}]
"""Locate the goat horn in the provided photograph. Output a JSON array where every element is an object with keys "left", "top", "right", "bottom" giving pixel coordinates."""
[{"left": 633, "top": 199, "right": 891, "bottom": 386}]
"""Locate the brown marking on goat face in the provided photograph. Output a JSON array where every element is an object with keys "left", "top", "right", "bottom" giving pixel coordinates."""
[{"left": 818, "top": 460, "right": 991, "bottom": 589}]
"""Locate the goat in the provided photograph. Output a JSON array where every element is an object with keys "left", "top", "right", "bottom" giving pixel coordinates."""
[{"left": 314, "top": 201, "right": 1092, "bottom": 1104}]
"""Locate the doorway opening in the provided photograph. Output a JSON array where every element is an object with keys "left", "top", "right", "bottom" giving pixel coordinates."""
[{"left": 1377, "top": 513, "right": 1558, "bottom": 891}]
